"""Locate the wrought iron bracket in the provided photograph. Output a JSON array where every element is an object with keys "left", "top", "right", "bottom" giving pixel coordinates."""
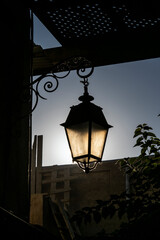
[{"left": 27, "top": 56, "right": 94, "bottom": 114}]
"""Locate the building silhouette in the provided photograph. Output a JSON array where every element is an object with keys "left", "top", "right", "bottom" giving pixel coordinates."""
[{"left": 30, "top": 135, "right": 126, "bottom": 237}]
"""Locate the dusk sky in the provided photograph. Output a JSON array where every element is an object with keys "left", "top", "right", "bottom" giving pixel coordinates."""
[{"left": 32, "top": 15, "right": 160, "bottom": 166}]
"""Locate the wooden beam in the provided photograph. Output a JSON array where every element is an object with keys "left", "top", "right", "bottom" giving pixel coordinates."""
[{"left": 33, "top": 32, "right": 160, "bottom": 76}]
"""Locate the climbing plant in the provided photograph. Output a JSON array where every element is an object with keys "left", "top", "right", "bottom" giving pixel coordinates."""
[{"left": 71, "top": 123, "right": 160, "bottom": 237}]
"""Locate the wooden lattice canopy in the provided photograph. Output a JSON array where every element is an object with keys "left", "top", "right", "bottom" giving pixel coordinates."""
[{"left": 30, "top": 0, "right": 160, "bottom": 75}]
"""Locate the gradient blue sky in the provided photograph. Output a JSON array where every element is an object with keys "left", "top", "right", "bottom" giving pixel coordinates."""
[{"left": 32, "top": 15, "right": 160, "bottom": 166}]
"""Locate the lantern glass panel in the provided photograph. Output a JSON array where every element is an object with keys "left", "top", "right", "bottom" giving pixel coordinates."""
[
  {"left": 91, "top": 122, "right": 108, "bottom": 158},
  {"left": 66, "top": 122, "right": 89, "bottom": 158}
]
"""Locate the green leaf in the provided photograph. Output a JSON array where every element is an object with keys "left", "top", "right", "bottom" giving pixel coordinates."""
[
  {"left": 96, "top": 200, "right": 105, "bottom": 206},
  {"left": 82, "top": 207, "right": 92, "bottom": 212},
  {"left": 143, "top": 166, "right": 150, "bottom": 175},
  {"left": 152, "top": 162, "right": 158, "bottom": 168},
  {"left": 133, "top": 128, "right": 142, "bottom": 138},
  {"left": 147, "top": 132, "right": 156, "bottom": 137},
  {"left": 137, "top": 124, "right": 143, "bottom": 128},
  {"left": 102, "top": 206, "right": 108, "bottom": 219},
  {"left": 141, "top": 147, "right": 147, "bottom": 156},
  {"left": 118, "top": 202, "right": 127, "bottom": 219},
  {"left": 150, "top": 145, "right": 157, "bottom": 154},
  {"left": 75, "top": 210, "right": 83, "bottom": 215},
  {"left": 142, "top": 123, "right": 147, "bottom": 126},
  {"left": 134, "top": 159, "right": 142, "bottom": 167},
  {"left": 118, "top": 208, "right": 125, "bottom": 219},
  {"left": 118, "top": 158, "right": 128, "bottom": 168},
  {"left": 143, "top": 131, "right": 148, "bottom": 140},
  {"left": 143, "top": 126, "right": 153, "bottom": 131},
  {"left": 93, "top": 210, "right": 101, "bottom": 224},
  {"left": 109, "top": 205, "right": 116, "bottom": 219},
  {"left": 134, "top": 136, "right": 143, "bottom": 147},
  {"left": 73, "top": 215, "right": 83, "bottom": 225},
  {"left": 128, "top": 158, "right": 136, "bottom": 164},
  {"left": 84, "top": 213, "right": 91, "bottom": 224}
]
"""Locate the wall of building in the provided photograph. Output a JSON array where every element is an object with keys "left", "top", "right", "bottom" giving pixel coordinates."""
[
  {"left": 31, "top": 136, "right": 125, "bottom": 212},
  {"left": 30, "top": 136, "right": 126, "bottom": 236}
]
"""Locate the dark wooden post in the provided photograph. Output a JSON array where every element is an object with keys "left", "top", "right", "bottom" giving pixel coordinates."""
[
  {"left": 36, "top": 135, "right": 43, "bottom": 193},
  {"left": 0, "top": 2, "right": 31, "bottom": 221}
]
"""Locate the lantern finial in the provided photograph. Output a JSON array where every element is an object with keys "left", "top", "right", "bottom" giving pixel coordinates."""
[{"left": 79, "top": 77, "right": 94, "bottom": 103}]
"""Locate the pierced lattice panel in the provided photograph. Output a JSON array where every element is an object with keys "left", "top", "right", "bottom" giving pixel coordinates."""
[
  {"left": 113, "top": 4, "right": 160, "bottom": 30},
  {"left": 32, "top": 0, "right": 160, "bottom": 45},
  {"left": 46, "top": 3, "right": 117, "bottom": 40}
]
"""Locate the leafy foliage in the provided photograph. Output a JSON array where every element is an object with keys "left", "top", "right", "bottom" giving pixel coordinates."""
[{"left": 71, "top": 124, "right": 160, "bottom": 236}]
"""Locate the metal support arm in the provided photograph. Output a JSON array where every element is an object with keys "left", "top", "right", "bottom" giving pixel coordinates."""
[{"left": 27, "top": 56, "right": 94, "bottom": 114}]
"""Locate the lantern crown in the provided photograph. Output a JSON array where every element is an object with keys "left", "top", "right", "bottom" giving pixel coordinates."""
[{"left": 61, "top": 99, "right": 111, "bottom": 130}]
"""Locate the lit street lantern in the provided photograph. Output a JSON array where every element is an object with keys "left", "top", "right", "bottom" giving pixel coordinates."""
[{"left": 61, "top": 73, "right": 112, "bottom": 173}]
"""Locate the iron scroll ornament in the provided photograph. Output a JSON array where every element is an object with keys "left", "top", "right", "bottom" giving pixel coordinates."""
[{"left": 28, "top": 56, "right": 94, "bottom": 114}]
